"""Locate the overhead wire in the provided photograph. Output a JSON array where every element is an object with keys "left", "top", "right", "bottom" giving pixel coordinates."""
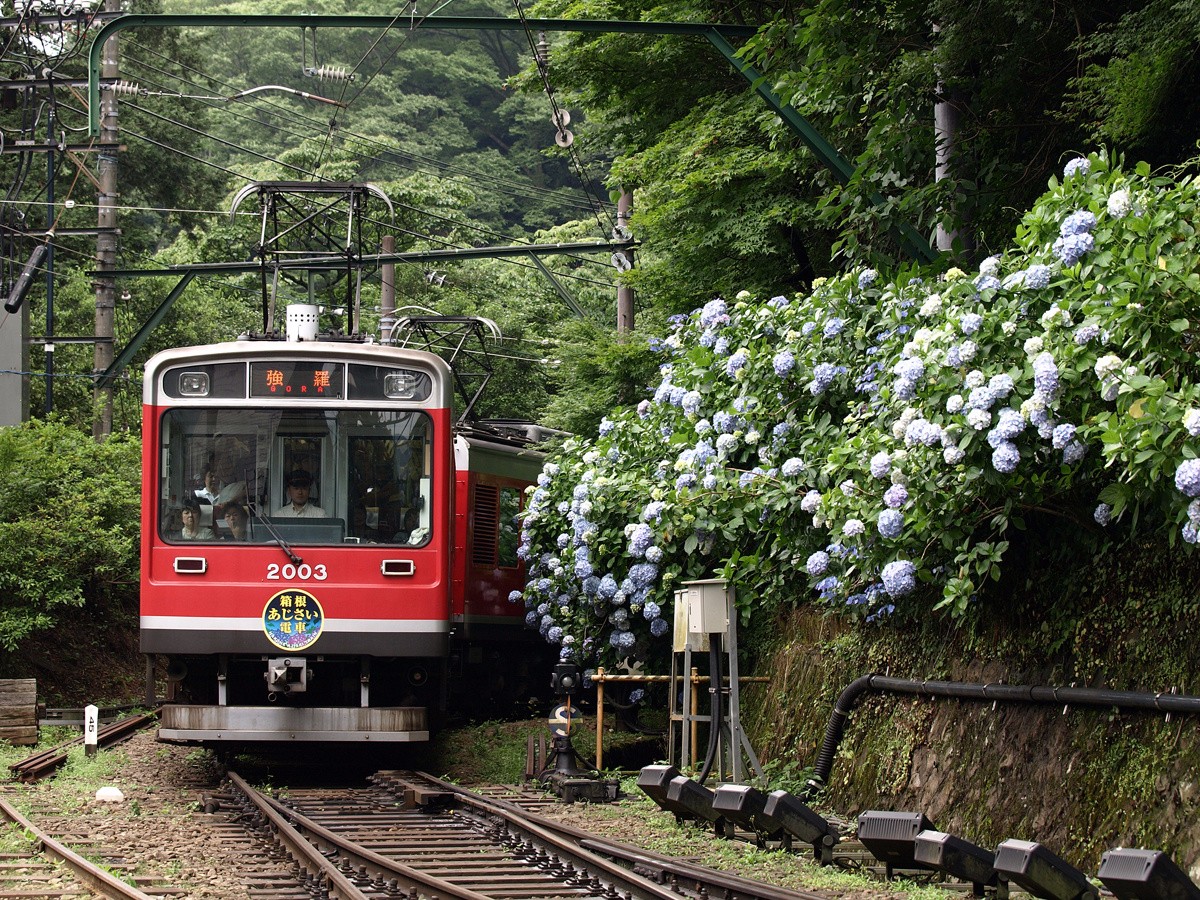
[{"left": 119, "top": 33, "right": 604, "bottom": 214}]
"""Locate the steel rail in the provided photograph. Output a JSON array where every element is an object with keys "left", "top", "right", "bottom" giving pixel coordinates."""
[
  {"left": 8, "top": 710, "right": 160, "bottom": 782},
  {"left": 229, "top": 771, "right": 489, "bottom": 900},
  {"left": 226, "top": 771, "right": 372, "bottom": 900},
  {"left": 0, "top": 797, "right": 156, "bottom": 900},
  {"left": 414, "top": 772, "right": 830, "bottom": 900}
]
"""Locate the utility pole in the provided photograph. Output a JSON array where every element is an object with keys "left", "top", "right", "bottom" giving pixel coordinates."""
[
  {"left": 615, "top": 189, "right": 634, "bottom": 334},
  {"left": 380, "top": 234, "right": 395, "bottom": 342},
  {"left": 92, "top": 0, "right": 120, "bottom": 438}
]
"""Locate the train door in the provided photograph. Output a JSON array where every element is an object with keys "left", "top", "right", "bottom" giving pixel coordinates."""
[{"left": 272, "top": 428, "right": 335, "bottom": 516}]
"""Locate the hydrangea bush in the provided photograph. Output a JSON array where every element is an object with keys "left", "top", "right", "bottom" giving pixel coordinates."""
[{"left": 514, "top": 152, "right": 1200, "bottom": 668}]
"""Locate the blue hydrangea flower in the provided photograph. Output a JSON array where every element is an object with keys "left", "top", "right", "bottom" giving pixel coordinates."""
[
  {"left": 878, "top": 509, "right": 904, "bottom": 538},
  {"left": 713, "top": 411, "right": 738, "bottom": 434},
  {"left": 628, "top": 523, "right": 655, "bottom": 556},
  {"left": 992, "top": 440, "right": 1020, "bottom": 473},
  {"left": 726, "top": 350, "right": 749, "bottom": 378},
  {"left": 1052, "top": 423, "right": 1076, "bottom": 450},
  {"left": 508, "top": 590, "right": 523, "bottom": 603},
  {"left": 870, "top": 451, "right": 891, "bottom": 479},
  {"left": 1063, "top": 157, "right": 1090, "bottom": 178},
  {"left": 598, "top": 574, "right": 618, "bottom": 599},
  {"left": 972, "top": 275, "right": 1001, "bottom": 293},
  {"left": 682, "top": 390, "right": 703, "bottom": 415},
  {"left": 781, "top": 457, "right": 804, "bottom": 477},
  {"left": 714, "top": 336, "right": 729, "bottom": 356},
  {"left": 1175, "top": 459, "right": 1200, "bottom": 497},
  {"left": 773, "top": 350, "right": 796, "bottom": 377},
  {"left": 1094, "top": 503, "right": 1112, "bottom": 526},
  {"left": 843, "top": 518, "right": 865, "bottom": 537},
  {"left": 642, "top": 501, "right": 666, "bottom": 522},
  {"left": 1074, "top": 323, "right": 1100, "bottom": 346},
  {"left": 643, "top": 601, "right": 661, "bottom": 620},
  {"left": 801, "top": 490, "right": 822, "bottom": 513},
  {"left": 858, "top": 268, "right": 878, "bottom": 289},
  {"left": 1060, "top": 210, "right": 1097, "bottom": 235},
  {"left": 961, "top": 312, "right": 984, "bottom": 334},
  {"left": 823, "top": 317, "right": 846, "bottom": 338},
  {"left": 650, "top": 617, "right": 670, "bottom": 637},
  {"left": 645, "top": 546, "right": 664, "bottom": 564},
  {"left": 881, "top": 559, "right": 917, "bottom": 597},
  {"left": 810, "top": 363, "right": 837, "bottom": 395},
  {"left": 1063, "top": 440, "right": 1087, "bottom": 465},
  {"left": 806, "top": 551, "right": 830, "bottom": 576},
  {"left": 1053, "top": 232, "right": 1094, "bottom": 265},
  {"left": 699, "top": 298, "right": 729, "bottom": 329}
]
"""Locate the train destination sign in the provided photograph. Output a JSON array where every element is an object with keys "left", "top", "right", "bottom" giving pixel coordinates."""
[{"left": 250, "top": 361, "right": 344, "bottom": 399}]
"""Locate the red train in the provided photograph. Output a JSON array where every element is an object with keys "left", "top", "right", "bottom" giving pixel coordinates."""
[{"left": 140, "top": 309, "right": 550, "bottom": 742}]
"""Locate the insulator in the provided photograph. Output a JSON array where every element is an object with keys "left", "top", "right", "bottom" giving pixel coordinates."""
[
  {"left": 535, "top": 31, "right": 549, "bottom": 66},
  {"left": 312, "top": 66, "right": 353, "bottom": 83},
  {"left": 106, "top": 80, "right": 142, "bottom": 96}
]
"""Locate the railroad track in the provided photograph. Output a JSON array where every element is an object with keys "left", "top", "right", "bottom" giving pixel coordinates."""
[
  {"left": 8, "top": 711, "right": 160, "bottom": 783},
  {"left": 223, "top": 768, "right": 833, "bottom": 900}
]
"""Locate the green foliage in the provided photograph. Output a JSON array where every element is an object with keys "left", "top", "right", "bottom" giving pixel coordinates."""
[
  {"left": 1066, "top": 1, "right": 1200, "bottom": 160},
  {"left": 0, "top": 421, "right": 141, "bottom": 652},
  {"left": 513, "top": 152, "right": 1200, "bottom": 667}
]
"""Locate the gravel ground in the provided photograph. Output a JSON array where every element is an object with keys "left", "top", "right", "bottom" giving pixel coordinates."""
[{"left": 1, "top": 729, "right": 944, "bottom": 899}]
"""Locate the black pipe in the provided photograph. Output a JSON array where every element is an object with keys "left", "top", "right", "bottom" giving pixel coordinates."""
[
  {"left": 803, "top": 674, "right": 1200, "bottom": 798},
  {"left": 697, "top": 633, "right": 724, "bottom": 785}
]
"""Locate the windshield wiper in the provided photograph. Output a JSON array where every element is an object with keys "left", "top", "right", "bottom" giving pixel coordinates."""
[{"left": 247, "top": 501, "right": 303, "bottom": 565}]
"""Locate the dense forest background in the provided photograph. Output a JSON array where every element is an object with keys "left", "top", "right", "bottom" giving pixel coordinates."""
[{"left": 3, "top": 0, "right": 1200, "bottom": 685}]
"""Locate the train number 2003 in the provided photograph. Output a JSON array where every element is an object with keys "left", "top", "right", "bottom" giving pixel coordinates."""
[{"left": 266, "top": 563, "right": 329, "bottom": 581}]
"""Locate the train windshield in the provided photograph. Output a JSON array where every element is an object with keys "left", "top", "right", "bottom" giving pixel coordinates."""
[{"left": 158, "top": 407, "right": 434, "bottom": 546}]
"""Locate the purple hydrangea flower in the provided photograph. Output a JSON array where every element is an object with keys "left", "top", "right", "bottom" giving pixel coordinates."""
[
  {"left": 1034, "top": 353, "right": 1060, "bottom": 396},
  {"left": 883, "top": 484, "right": 909, "bottom": 508}
]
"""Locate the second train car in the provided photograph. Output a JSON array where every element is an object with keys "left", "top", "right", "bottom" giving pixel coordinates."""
[{"left": 140, "top": 308, "right": 551, "bottom": 742}]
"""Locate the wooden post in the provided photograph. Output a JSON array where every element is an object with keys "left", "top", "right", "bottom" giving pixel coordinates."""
[
  {"left": 594, "top": 667, "right": 605, "bottom": 771},
  {"left": 0, "top": 679, "right": 38, "bottom": 746}
]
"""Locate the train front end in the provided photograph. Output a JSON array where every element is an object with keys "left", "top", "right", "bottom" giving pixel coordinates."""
[{"left": 140, "top": 336, "right": 455, "bottom": 742}]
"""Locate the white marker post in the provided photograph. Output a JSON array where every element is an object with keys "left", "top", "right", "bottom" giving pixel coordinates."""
[{"left": 84, "top": 704, "right": 98, "bottom": 756}]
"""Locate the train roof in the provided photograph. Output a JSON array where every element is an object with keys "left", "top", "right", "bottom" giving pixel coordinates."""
[{"left": 142, "top": 338, "right": 454, "bottom": 405}]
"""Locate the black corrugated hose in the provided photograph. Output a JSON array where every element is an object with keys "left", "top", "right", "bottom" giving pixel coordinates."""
[{"left": 802, "top": 674, "right": 1200, "bottom": 799}]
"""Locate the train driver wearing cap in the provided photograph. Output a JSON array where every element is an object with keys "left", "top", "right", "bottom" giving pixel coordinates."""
[{"left": 274, "top": 470, "right": 328, "bottom": 517}]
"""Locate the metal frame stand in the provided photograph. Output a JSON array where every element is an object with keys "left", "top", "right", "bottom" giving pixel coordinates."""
[{"left": 668, "top": 579, "right": 762, "bottom": 783}]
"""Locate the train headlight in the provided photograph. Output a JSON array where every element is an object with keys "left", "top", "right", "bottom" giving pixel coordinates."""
[
  {"left": 178, "top": 371, "right": 210, "bottom": 396},
  {"left": 384, "top": 372, "right": 420, "bottom": 399}
]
